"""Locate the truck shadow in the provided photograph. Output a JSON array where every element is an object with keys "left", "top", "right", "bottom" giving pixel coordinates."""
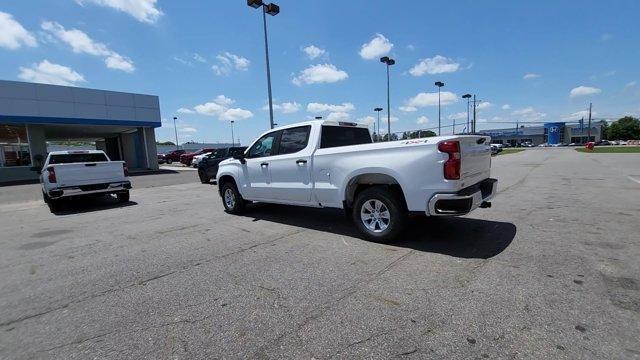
[
  {"left": 49, "top": 196, "right": 137, "bottom": 215},
  {"left": 242, "top": 204, "right": 516, "bottom": 259}
]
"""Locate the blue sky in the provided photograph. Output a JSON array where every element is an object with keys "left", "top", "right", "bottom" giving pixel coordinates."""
[{"left": 1, "top": 0, "right": 639, "bottom": 145}]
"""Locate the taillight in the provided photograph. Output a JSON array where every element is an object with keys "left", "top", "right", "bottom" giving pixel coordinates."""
[
  {"left": 123, "top": 163, "right": 129, "bottom": 177},
  {"left": 438, "top": 140, "right": 461, "bottom": 180},
  {"left": 47, "top": 166, "right": 57, "bottom": 183}
]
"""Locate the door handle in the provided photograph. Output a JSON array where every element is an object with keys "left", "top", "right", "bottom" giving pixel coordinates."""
[
  {"left": 296, "top": 159, "right": 307, "bottom": 165},
  {"left": 260, "top": 162, "right": 269, "bottom": 168}
]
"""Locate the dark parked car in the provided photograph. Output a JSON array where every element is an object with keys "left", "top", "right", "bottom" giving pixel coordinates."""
[
  {"left": 197, "top": 147, "right": 246, "bottom": 183},
  {"left": 180, "top": 148, "right": 216, "bottom": 166},
  {"left": 161, "top": 149, "right": 186, "bottom": 164}
]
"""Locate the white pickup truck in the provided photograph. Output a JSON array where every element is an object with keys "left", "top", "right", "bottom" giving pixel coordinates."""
[
  {"left": 216, "top": 120, "right": 497, "bottom": 242},
  {"left": 40, "top": 150, "right": 131, "bottom": 211}
]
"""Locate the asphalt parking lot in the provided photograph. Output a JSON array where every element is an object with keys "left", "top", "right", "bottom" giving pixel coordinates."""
[{"left": 1, "top": 149, "right": 639, "bottom": 359}]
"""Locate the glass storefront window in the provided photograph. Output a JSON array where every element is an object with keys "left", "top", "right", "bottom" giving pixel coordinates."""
[{"left": 0, "top": 124, "right": 31, "bottom": 167}]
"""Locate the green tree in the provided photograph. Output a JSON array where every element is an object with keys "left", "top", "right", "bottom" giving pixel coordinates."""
[
  {"left": 608, "top": 117, "right": 640, "bottom": 140},
  {"left": 156, "top": 141, "right": 176, "bottom": 145}
]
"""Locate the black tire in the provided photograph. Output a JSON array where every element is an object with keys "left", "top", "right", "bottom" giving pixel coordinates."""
[
  {"left": 198, "top": 170, "right": 209, "bottom": 184},
  {"left": 352, "top": 186, "right": 407, "bottom": 243},
  {"left": 42, "top": 190, "right": 50, "bottom": 204},
  {"left": 220, "top": 181, "right": 245, "bottom": 214},
  {"left": 166, "top": 159, "right": 172, "bottom": 164},
  {"left": 117, "top": 191, "right": 130, "bottom": 203},
  {"left": 47, "top": 198, "right": 60, "bottom": 212}
]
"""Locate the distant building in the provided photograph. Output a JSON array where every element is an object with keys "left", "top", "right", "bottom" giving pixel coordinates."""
[
  {"left": 0, "top": 80, "right": 161, "bottom": 183},
  {"left": 477, "top": 121, "right": 605, "bottom": 146}
]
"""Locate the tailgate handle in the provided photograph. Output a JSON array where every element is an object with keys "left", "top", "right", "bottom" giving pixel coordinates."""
[{"left": 84, "top": 163, "right": 97, "bottom": 166}]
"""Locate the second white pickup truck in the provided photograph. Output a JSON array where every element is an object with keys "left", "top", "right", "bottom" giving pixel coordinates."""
[
  {"left": 40, "top": 150, "right": 131, "bottom": 211},
  {"left": 216, "top": 120, "right": 497, "bottom": 242}
]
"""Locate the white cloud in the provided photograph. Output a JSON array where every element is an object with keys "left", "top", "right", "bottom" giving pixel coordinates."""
[
  {"left": 512, "top": 107, "right": 546, "bottom": 121},
  {"left": 307, "top": 102, "right": 355, "bottom": 113},
  {"left": 326, "top": 112, "right": 351, "bottom": 122},
  {"left": 359, "top": 33, "right": 393, "bottom": 60},
  {"left": 211, "top": 52, "right": 250, "bottom": 76},
  {"left": 0, "top": 11, "right": 37, "bottom": 50},
  {"left": 357, "top": 116, "right": 375, "bottom": 126},
  {"left": 292, "top": 63, "right": 348, "bottom": 85},
  {"left": 404, "top": 91, "right": 458, "bottom": 109},
  {"left": 476, "top": 102, "right": 492, "bottom": 110},
  {"left": 176, "top": 107, "right": 195, "bottom": 114},
  {"left": 600, "top": 33, "right": 612, "bottom": 42},
  {"left": 409, "top": 55, "right": 460, "bottom": 76},
  {"left": 448, "top": 112, "right": 467, "bottom": 120},
  {"left": 501, "top": 104, "right": 511, "bottom": 110},
  {"left": 41, "top": 21, "right": 134, "bottom": 72},
  {"left": 18, "top": 60, "right": 85, "bottom": 86},
  {"left": 186, "top": 95, "right": 254, "bottom": 121},
  {"left": 570, "top": 86, "right": 601, "bottom": 98},
  {"left": 399, "top": 106, "right": 417, "bottom": 112},
  {"left": 406, "top": 44, "right": 416, "bottom": 51},
  {"left": 416, "top": 116, "right": 429, "bottom": 125},
  {"left": 303, "top": 45, "right": 325, "bottom": 60},
  {"left": 562, "top": 110, "right": 598, "bottom": 121},
  {"left": 264, "top": 101, "right": 301, "bottom": 114},
  {"left": 523, "top": 73, "right": 541, "bottom": 80},
  {"left": 180, "top": 127, "right": 197, "bottom": 133},
  {"left": 75, "top": 0, "right": 163, "bottom": 24},
  {"left": 193, "top": 53, "right": 206, "bottom": 63},
  {"left": 624, "top": 81, "right": 636, "bottom": 91}
]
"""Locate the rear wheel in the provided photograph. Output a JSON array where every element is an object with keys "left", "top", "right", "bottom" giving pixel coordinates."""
[
  {"left": 352, "top": 187, "right": 407, "bottom": 243},
  {"left": 221, "top": 181, "right": 245, "bottom": 214},
  {"left": 166, "top": 159, "right": 172, "bottom": 164},
  {"left": 117, "top": 191, "right": 130, "bottom": 203},
  {"left": 198, "top": 170, "right": 209, "bottom": 184}
]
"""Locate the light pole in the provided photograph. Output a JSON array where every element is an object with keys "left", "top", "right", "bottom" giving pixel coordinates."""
[
  {"left": 462, "top": 94, "right": 471, "bottom": 134},
  {"left": 230, "top": 120, "right": 235, "bottom": 146},
  {"left": 247, "top": 0, "right": 279, "bottom": 129},
  {"left": 173, "top": 116, "right": 179, "bottom": 149},
  {"left": 374, "top": 107, "right": 383, "bottom": 141},
  {"left": 435, "top": 81, "right": 444, "bottom": 135},
  {"left": 380, "top": 56, "right": 395, "bottom": 141}
]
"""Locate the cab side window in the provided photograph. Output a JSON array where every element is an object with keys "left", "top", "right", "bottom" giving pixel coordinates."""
[
  {"left": 278, "top": 126, "right": 311, "bottom": 155},
  {"left": 247, "top": 132, "right": 277, "bottom": 158}
]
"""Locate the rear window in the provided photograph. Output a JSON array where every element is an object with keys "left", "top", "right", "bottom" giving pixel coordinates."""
[
  {"left": 279, "top": 126, "right": 311, "bottom": 154},
  {"left": 49, "top": 153, "right": 109, "bottom": 164},
  {"left": 320, "top": 126, "right": 372, "bottom": 149}
]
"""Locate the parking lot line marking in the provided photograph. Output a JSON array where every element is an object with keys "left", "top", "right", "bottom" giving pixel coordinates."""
[{"left": 627, "top": 176, "right": 640, "bottom": 184}]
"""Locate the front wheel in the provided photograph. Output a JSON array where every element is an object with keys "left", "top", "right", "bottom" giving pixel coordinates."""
[
  {"left": 221, "top": 182, "right": 245, "bottom": 214},
  {"left": 352, "top": 187, "right": 407, "bottom": 243},
  {"left": 166, "top": 159, "right": 172, "bottom": 164},
  {"left": 198, "top": 170, "right": 209, "bottom": 184}
]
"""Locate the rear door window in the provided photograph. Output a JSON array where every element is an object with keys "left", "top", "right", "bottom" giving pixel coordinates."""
[
  {"left": 278, "top": 126, "right": 311, "bottom": 155},
  {"left": 320, "top": 126, "right": 372, "bottom": 149}
]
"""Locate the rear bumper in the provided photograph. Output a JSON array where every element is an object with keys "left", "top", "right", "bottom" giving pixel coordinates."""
[
  {"left": 427, "top": 178, "right": 497, "bottom": 216},
  {"left": 48, "top": 181, "right": 131, "bottom": 199}
]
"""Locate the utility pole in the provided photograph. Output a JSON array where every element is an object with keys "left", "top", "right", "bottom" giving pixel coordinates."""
[
  {"left": 462, "top": 94, "right": 471, "bottom": 134},
  {"left": 587, "top": 102, "right": 592, "bottom": 142},
  {"left": 472, "top": 95, "right": 477, "bottom": 134},
  {"left": 435, "top": 81, "right": 445, "bottom": 135},
  {"left": 173, "top": 116, "right": 179, "bottom": 149},
  {"left": 453, "top": 119, "right": 456, "bottom": 135}
]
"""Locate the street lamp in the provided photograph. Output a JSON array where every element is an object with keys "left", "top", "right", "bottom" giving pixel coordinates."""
[
  {"left": 380, "top": 56, "right": 395, "bottom": 141},
  {"left": 230, "top": 120, "right": 235, "bottom": 146},
  {"left": 173, "top": 116, "right": 179, "bottom": 149},
  {"left": 247, "top": 0, "right": 280, "bottom": 130},
  {"left": 462, "top": 94, "right": 471, "bottom": 134},
  {"left": 435, "top": 81, "right": 444, "bottom": 135},
  {"left": 374, "top": 107, "right": 383, "bottom": 141}
]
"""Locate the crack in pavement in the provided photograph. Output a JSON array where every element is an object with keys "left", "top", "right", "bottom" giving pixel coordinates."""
[
  {"left": 251, "top": 249, "right": 416, "bottom": 358},
  {"left": 1, "top": 229, "right": 307, "bottom": 329}
]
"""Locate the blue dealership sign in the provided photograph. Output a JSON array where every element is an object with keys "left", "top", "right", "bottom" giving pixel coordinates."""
[{"left": 544, "top": 122, "right": 564, "bottom": 144}]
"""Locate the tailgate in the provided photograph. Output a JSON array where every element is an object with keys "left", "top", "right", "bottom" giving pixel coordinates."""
[
  {"left": 54, "top": 162, "right": 126, "bottom": 187},
  {"left": 459, "top": 136, "right": 492, "bottom": 186}
]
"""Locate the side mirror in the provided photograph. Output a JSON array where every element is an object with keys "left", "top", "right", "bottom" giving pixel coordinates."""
[{"left": 233, "top": 153, "right": 246, "bottom": 164}]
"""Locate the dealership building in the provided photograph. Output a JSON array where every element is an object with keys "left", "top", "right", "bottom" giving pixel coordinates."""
[
  {"left": 0, "top": 80, "right": 161, "bottom": 183},
  {"left": 477, "top": 121, "right": 605, "bottom": 146}
]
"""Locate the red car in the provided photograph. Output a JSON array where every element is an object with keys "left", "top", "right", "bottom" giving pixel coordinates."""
[
  {"left": 160, "top": 149, "right": 186, "bottom": 164},
  {"left": 180, "top": 148, "right": 216, "bottom": 166}
]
